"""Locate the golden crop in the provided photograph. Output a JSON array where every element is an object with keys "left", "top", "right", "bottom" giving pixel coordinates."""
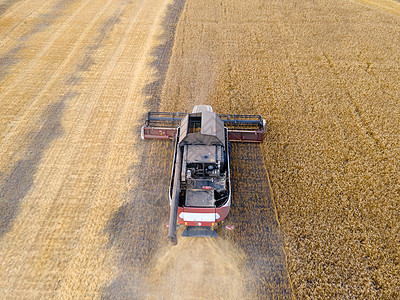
[{"left": 162, "top": 0, "right": 400, "bottom": 298}]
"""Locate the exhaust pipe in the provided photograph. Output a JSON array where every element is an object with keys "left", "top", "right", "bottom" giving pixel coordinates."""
[{"left": 167, "top": 146, "right": 183, "bottom": 245}]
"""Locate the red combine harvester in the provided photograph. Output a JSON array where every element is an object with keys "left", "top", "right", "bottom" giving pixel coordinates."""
[{"left": 141, "top": 105, "right": 265, "bottom": 244}]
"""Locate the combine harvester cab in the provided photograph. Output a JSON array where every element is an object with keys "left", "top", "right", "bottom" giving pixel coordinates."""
[{"left": 141, "top": 105, "right": 265, "bottom": 245}]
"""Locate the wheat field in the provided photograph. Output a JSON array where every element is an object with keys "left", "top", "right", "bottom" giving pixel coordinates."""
[
  {"left": 161, "top": 0, "right": 400, "bottom": 297},
  {"left": 1, "top": 0, "right": 399, "bottom": 298}
]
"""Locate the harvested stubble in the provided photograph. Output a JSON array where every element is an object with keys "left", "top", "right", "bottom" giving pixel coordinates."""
[
  {"left": 0, "top": 0, "right": 173, "bottom": 298},
  {"left": 160, "top": 0, "right": 400, "bottom": 298}
]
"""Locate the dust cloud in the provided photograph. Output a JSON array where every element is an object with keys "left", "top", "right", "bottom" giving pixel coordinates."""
[{"left": 144, "top": 236, "right": 247, "bottom": 299}]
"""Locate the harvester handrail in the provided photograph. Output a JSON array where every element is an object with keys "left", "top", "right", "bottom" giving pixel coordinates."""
[{"left": 145, "top": 111, "right": 264, "bottom": 131}]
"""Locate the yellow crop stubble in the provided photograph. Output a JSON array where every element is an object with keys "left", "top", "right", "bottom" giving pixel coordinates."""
[
  {"left": 0, "top": 0, "right": 172, "bottom": 298},
  {"left": 0, "top": 0, "right": 116, "bottom": 181},
  {"left": 262, "top": 0, "right": 400, "bottom": 298},
  {"left": 161, "top": 0, "right": 400, "bottom": 297},
  {"left": 355, "top": 0, "right": 400, "bottom": 16}
]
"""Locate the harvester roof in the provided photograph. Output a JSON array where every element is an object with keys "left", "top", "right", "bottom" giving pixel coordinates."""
[{"left": 178, "top": 111, "right": 225, "bottom": 147}]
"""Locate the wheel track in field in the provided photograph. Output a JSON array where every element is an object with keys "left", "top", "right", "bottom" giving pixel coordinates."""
[
  {"left": 321, "top": 52, "right": 386, "bottom": 152},
  {"left": 0, "top": 93, "right": 73, "bottom": 239},
  {"left": 1, "top": 0, "right": 124, "bottom": 264},
  {"left": 0, "top": 0, "right": 55, "bottom": 43},
  {"left": 247, "top": 1, "right": 400, "bottom": 297},
  {"left": 355, "top": 0, "right": 400, "bottom": 15},
  {"left": 0, "top": 0, "right": 78, "bottom": 80},
  {"left": 0, "top": 0, "right": 132, "bottom": 295},
  {"left": 0, "top": 0, "right": 107, "bottom": 238},
  {"left": 272, "top": 0, "right": 400, "bottom": 158},
  {"left": 0, "top": 0, "right": 114, "bottom": 144},
  {"left": 53, "top": 0, "right": 172, "bottom": 295},
  {"left": 0, "top": 0, "right": 174, "bottom": 297},
  {"left": 0, "top": 0, "right": 124, "bottom": 188},
  {"left": 54, "top": 1, "right": 171, "bottom": 295},
  {"left": 272, "top": 0, "right": 392, "bottom": 169},
  {"left": 0, "top": 0, "right": 121, "bottom": 239},
  {"left": 103, "top": 0, "right": 191, "bottom": 298},
  {"left": 0, "top": 0, "right": 20, "bottom": 17}
]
